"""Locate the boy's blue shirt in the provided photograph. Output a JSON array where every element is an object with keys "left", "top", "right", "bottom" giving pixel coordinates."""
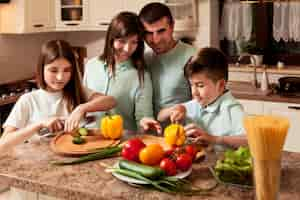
[{"left": 183, "top": 90, "right": 246, "bottom": 137}]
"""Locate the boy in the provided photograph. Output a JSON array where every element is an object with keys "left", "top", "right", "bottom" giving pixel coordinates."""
[{"left": 157, "top": 47, "right": 247, "bottom": 148}]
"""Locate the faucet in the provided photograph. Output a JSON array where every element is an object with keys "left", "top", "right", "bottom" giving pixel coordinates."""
[{"left": 236, "top": 53, "right": 259, "bottom": 88}]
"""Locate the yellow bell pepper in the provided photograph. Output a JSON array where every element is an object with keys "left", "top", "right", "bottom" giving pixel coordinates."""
[
  {"left": 100, "top": 114, "right": 123, "bottom": 139},
  {"left": 164, "top": 124, "right": 186, "bottom": 146}
]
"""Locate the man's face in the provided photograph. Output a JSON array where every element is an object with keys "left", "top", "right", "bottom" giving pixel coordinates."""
[{"left": 142, "top": 17, "right": 175, "bottom": 54}]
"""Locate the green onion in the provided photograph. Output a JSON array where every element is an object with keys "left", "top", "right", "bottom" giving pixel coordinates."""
[{"left": 52, "top": 146, "right": 122, "bottom": 165}]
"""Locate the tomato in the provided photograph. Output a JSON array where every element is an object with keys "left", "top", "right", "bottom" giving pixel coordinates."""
[
  {"left": 185, "top": 145, "right": 197, "bottom": 160},
  {"left": 160, "top": 158, "right": 177, "bottom": 176},
  {"left": 175, "top": 153, "right": 192, "bottom": 171},
  {"left": 139, "top": 144, "right": 164, "bottom": 165},
  {"left": 164, "top": 148, "right": 174, "bottom": 157},
  {"left": 121, "top": 148, "right": 136, "bottom": 161},
  {"left": 121, "top": 138, "right": 146, "bottom": 161}
]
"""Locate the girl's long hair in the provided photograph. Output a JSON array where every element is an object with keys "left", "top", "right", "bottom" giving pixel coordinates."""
[
  {"left": 100, "top": 11, "right": 145, "bottom": 86},
  {"left": 36, "top": 40, "right": 87, "bottom": 112}
]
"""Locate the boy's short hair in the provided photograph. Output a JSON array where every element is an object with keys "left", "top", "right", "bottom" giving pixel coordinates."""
[
  {"left": 184, "top": 47, "right": 228, "bottom": 82},
  {"left": 139, "top": 2, "right": 174, "bottom": 25}
]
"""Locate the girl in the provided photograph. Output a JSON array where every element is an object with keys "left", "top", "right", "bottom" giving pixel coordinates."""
[
  {"left": 0, "top": 40, "right": 116, "bottom": 152},
  {"left": 83, "top": 12, "right": 154, "bottom": 132}
]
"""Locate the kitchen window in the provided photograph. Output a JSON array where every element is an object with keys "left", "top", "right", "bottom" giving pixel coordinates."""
[{"left": 219, "top": 0, "right": 300, "bottom": 66}]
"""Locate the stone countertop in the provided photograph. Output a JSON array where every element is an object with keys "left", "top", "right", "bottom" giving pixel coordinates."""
[
  {"left": 228, "top": 81, "right": 300, "bottom": 104},
  {"left": 0, "top": 139, "right": 300, "bottom": 200}
]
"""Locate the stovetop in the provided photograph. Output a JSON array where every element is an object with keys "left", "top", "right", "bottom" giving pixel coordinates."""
[{"left": 0, "top": 79, "right": 37, "bottom": 106}]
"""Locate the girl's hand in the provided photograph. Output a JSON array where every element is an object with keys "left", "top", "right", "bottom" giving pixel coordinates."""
[
  {"left": 170, "top": 105, "right": 186, "bottom": 123},
  {"left": 64, "top": 105, "right": 85, "bottom": 132},
  {"left": 140, "top": 117, "right": 162, "bottom": 135},
  {"left": 41, "top": 117, "right": 65, "bottom": 133},
  {"left": 184, "top": 123, "right": 217, "bottom": 144}
]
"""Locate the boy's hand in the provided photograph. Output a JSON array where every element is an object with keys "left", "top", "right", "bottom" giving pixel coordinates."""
[
  {"left": 140, "top": 117, "right": 162, "bottom": 135},
  {"left": 184, "top": 123, "right": 217, "bottom": 144},
  {"left": 170, "top": 104, "right": 186, "bottom": 123}
]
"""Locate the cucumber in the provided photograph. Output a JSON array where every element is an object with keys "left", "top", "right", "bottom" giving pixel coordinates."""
[
  {"left": 78, "top": 128, "right": 88, "bottom": 136},
  {"left": 119, "top": 159, "right": 165, "bottom": 179}
]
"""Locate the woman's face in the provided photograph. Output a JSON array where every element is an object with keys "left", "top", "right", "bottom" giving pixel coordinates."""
[
  {"left": 44, "top": 57, "right": 72, "bottom": 92},
  {"left": 113, "top": 34, "right": 138, "bottom": 62}
]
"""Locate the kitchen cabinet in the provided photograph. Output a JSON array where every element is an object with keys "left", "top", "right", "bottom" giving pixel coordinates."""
[
  {"left": 0, "top": 0, "right": 55, "bottom": 33},
  {"left": 238, "top": 99, "right": 300, "bottom": 153},
  {"left": 263, "top": 102, "right": 300, "bottom": 153},
  {"left": 55, "top": 0, "right": 89, "bottom": 31},
  {"left": 88, "top": 0, "right": 124, "bottom": 30},
  {"left": 239, "top": 99, "right": 264, "bottom": 115}
]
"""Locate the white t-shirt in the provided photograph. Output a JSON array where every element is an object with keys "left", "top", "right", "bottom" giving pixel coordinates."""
[{"left": 3, "top": 88, "right": 94, "bottom": 141}]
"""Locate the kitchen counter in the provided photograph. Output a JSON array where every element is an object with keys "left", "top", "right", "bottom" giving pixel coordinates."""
[
  {"left": 228, "top": 81, "right": 300, "bottom": 104},
  {"left": 0, "top": 139, "right": 300, "bottom": 200},
  {"left": 229, "top": 64, "right": 300, "bottom": 75}
]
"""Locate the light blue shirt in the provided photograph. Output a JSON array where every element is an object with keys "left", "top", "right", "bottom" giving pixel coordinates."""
[
  {"left": 145, "top": 41, "right": 196, "bottom": 117},
  {"left": 83, "top": 57, "right": 153, "bottom": 131},
  {"left": 183, "top": 91, "right": 245, "bottom": 137}
]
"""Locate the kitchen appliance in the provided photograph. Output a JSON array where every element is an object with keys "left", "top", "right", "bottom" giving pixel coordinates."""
[{"left": 276, "top": 76, "right": 300, "bottom": 97}]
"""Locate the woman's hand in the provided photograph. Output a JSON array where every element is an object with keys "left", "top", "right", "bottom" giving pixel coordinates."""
[
  {"left": 184, "top": 123, "right": 217, "bottom": 144},
  {"left": 170, "top": 105, "right": 186, "bottom": 123},
  {"left": 140, "top": 117, "right": 162, "bottom": 135},
  {"left": 64, "top": 105, "right": 85, "bottom": 132},
  {"left": 41, "top": 117, "right": 65, "bottom": 133}
]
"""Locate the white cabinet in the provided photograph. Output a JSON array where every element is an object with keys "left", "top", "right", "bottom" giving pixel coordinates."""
[
  {"left": 238, "top": 99, "right": 264, "bottom": 115},
  {"left": 88, "top": 0, "right": 124, "bottom": 30},
  {"left": 263, "top": 102, "right": 300, "bottom": 153},
  {"left": 239, "top": 99, "right": 300, "bottom": 153},
  {"left": 125, "top": 0, "right": 163, "bottom": 13},
  {"left": 55, "top": 0, "right": 89, "bottom": 31},
  {"left": 0, "top": 0, "right": 55, "bottom": 33}
]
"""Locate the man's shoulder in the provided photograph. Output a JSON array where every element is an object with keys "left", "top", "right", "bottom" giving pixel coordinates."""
[{"left": 177, "top": 41, "right": 197, "bottom": 54}]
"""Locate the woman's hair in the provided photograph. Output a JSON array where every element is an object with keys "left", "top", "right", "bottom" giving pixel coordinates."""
[
  {"left": 184, "top": 47, "right": 228, "bottom": 82},
  {"left": 36, "top": 40, "right": 87, "bottom": 112},
  {"left": 100, "top": 11, "right": 145, "bottom": 86}
]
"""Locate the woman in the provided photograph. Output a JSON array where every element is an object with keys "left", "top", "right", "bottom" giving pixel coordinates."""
[{"left": 83, "top": 12, "right": 153, "bottom": 132}]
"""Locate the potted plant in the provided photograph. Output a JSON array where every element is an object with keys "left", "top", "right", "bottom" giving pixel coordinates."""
[{"left": 241, "top": 41, "right": 265, "bottom": 66}]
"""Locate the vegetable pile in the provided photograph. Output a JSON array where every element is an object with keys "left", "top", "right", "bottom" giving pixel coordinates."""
[
  {"left": 107, "top": 159, "right": 217, "bottom": 195},
  {"left": 214, "top": 146, "right": 253, "bottom": 186}
]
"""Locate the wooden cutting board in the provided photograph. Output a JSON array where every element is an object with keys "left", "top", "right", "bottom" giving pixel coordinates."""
[{"left": 50, "top": 129, "right": 120, "bottom": 156}]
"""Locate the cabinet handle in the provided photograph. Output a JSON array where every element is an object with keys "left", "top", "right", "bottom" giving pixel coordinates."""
[
  {"left": 99, "top": 23, "right": 109, "bottom": 26},
  {"left": 65, "top": 23, "right": 80, "bottom": 26},
  {"left": 33, "top": 24, "right": 44, "bottom": 28},
  {"left": 288, "top": 106, "right": 300, "bottom": 110}
]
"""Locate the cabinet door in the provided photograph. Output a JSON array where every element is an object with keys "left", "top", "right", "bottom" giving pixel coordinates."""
[
  {"left": 238, "top": 99, "right": 264, "bottom": 116},
  {"left": 125, "top": 0, "right": 164, "bottom": 13},
  {"left": 26, "top": 0, "right": 55, "bottom": 32},
  {"left": 89, "top": 0, "right": 124, "bottom": 30},
  {"left": 0, "top": 0, "right": 54, "bottom": 33},
  {"left": 264, "top": 102, "right": 300, "bottom": 153},
  {"left": 55, "top": 0, "right": 89, "bottom": 31}
]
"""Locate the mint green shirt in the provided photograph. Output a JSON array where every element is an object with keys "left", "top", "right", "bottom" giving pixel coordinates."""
[
  {"left": 183, "top": 90, "right": 245, "bottom": 137},
  {"left": 83, "top": 58, "right": 153, "bottom": 131},
  {"left": 145, "top": 41, "right": 196, "bottom": 117}
]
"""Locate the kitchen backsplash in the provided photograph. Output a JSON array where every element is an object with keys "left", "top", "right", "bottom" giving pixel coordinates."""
[{"left": 0, "top": 31, "right": 106, "bottom": 84}]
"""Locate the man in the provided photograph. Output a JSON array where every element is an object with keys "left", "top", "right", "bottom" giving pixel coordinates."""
[{"left": 139, "top": 2, "right": 196, "bottom": 132}]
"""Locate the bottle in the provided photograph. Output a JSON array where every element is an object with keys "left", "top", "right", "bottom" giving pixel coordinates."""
[{"left": 261, "top": 65, "right": 269, "bottom": 91}]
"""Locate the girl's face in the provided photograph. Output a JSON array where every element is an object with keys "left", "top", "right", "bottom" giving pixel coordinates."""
[
  {"left": 113, "top": 34, "right": 138, "bottom": 62},
  {"left": 44, "top": 58, "right": 72, "bottom": 92},
  {"left": 189, "top": 72, "right": 225, "bottom": 107}
]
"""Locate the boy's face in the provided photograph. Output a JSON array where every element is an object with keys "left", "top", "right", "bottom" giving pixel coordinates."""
[{"left": 189, "top": 72, "right": 225, "bottom": 107}]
